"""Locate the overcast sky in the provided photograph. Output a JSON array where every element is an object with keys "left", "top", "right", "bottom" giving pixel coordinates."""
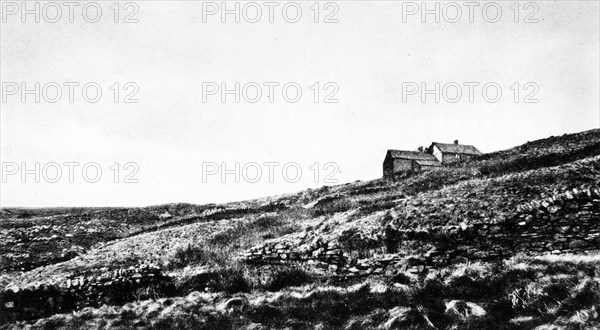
[{"left": 1, "top": 1, "right": 599, "bottom": 207}]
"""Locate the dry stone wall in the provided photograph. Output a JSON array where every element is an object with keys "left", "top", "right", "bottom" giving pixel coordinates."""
[
  {"left": 0, "top": 265, "right": 170, "bottom": 323},
  {"left": 243, "top": 238, "right": 345, "bottom": 269},
  {"left": 426, "top": 185, "right": 600, "bottom": 259},
  {"left": 243, "top": 186, "right": 600, "bottom": 277}
]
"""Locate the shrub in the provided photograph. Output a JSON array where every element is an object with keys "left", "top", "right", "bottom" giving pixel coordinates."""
[
  {"left": 210, "top": 268, "right": 251, "bottom": 294},
  {"left": 260, "top": 266, "right": 311, "bottom": 291},
  {"left": 100, "top": 281, "right": 177, "bottom": 307},
  {"left": 176, "top": 267, "right": 250, "bottom": 294},
  {"left": 168, "top": 244, "right": 228, "bottom": 270}
]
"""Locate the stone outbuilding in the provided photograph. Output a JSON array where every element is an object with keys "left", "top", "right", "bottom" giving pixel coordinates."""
[
  {"left": 383, "top": 150, "right": 440, "bottom": 178},
  {"left": 428, "top": 140, "right": 482, "bottom": 164}
]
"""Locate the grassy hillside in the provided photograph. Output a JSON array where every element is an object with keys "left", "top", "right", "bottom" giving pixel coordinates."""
[{"left": 1, "top": 129, "right": 600, "bottom": 329}]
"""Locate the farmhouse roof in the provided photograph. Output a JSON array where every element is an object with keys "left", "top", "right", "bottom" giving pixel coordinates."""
[
  {"left": 430, "top": 142, "right": 482, "bottom": 155},
  {"left": 387, "top": 150, "right": 438, "bottom": 161}
]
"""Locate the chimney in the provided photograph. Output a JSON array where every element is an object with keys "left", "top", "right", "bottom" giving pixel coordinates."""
[
  {"left": 417, "top": 146, "right": 424, "bottom": 152},
  {"left": 454, "top": 140, "right": 459, "bottom": 145}
]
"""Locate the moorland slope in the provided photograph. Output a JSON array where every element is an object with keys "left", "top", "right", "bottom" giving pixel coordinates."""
[{"left": 1, "top": 129, "right": 600, "bottom": 329}]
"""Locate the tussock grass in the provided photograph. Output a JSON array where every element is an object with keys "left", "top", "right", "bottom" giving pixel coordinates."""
[{"left": 8, "top": 255, "right": 600, "bottom": 330}]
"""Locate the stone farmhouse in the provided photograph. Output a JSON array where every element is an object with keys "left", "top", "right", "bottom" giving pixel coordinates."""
[{"left": 383, "top": 140, "right": 482, "bottom": 178}]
